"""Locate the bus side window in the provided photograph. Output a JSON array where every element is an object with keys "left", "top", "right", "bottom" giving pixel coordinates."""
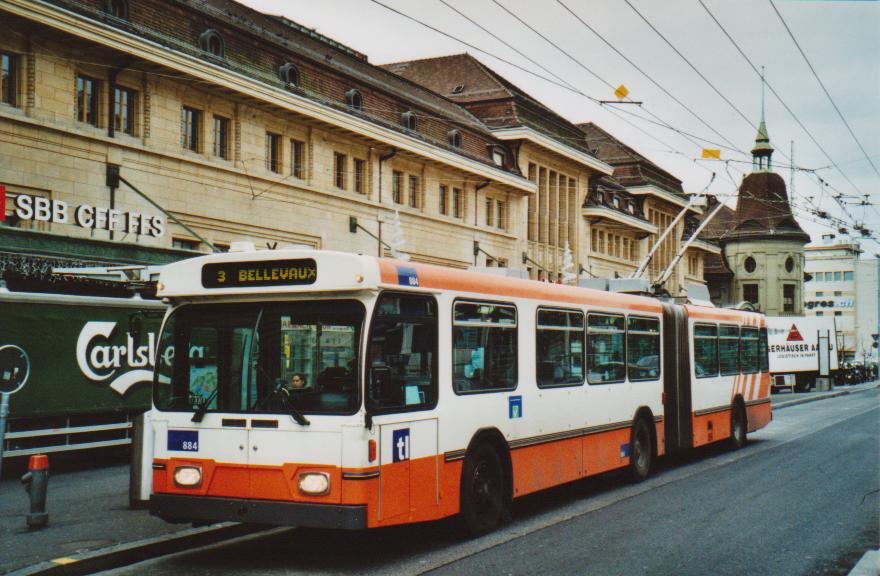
[
  {"left": 626, "top": 316, "right": 660, "bottom": 381},
  {"left": 366, "top": 292, "right": 437, "bottom": 413},
  {"left": 693, "top": 324, "right": 719, "bottom": 378},
  {"left": 587, "top": 313, "right": 626, "bottom": 384},
  {"left": 719, "top": 325, "right": 740, "bottom": 375},
  {"left": 740, "top": 327, "right": 760, "bottom": 374},
  {"left": 452, "top": 301, "right": 517, "bottom": 393},
  {"left": 536, "top": 308, "right": 585, "bottom": 388},
  {"left": 759, "top": 327, "right": 769, "bottom": 372}
]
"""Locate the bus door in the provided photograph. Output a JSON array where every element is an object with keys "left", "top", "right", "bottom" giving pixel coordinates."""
[
  {"left": 378, "top": 419, "right": 438, "bottom": 521},
  {"left": 368, "top": 291, "right": 440, "bottom": 521},
  {"left": 661, "top": 303, "right": 692, "bottom": 453}
]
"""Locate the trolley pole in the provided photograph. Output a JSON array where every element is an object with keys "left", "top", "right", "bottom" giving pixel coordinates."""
[{"left": 0, "top": 392, "right": 9, "bottom": 479}]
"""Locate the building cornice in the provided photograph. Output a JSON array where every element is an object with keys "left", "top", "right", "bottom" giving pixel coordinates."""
[
  {"left": 3, "top": 0, "right": 536, "bottom": 194},
  {"left": 582, "top": 206, "right": 658, "bottom": 234},
  {"left": 491, "top": 126, "right": 613, "bottom": 176},
  {"left": 626, "top": 185, "right": 694, "bottom": 210},
  {"left": 687, "top": 239, "right": 722, "bottom": 255}
]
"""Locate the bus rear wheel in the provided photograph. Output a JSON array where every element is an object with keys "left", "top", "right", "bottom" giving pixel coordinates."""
[
  {"left": 730, "top": 403, "right": 747, "bottom": 450},
  {"left": 629, "top": 417, "right": 653, "bottom": 482},
  {"left": 460, "top": 443, "right": 505, "bottom": 536}
]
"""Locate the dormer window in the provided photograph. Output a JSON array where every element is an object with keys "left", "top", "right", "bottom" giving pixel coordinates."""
[
  {"left": 105, "top": 0, "right": 128, "bottom": 19},
  {"left": 401, "top": 110, "right": 417, "bottom": 131},
  {"left": 491, "top": 146, "right": 505, "bottom": 167},
  {"left": 612, "top": 196, "right": 620, "bottom": 209},
  {"left": 448, "top": 129, "right": 461, "bottom": 148},
  {"left": 199, "top": 29, "right": 225, "bottom": 59},
  {"left": 279, "top": 62, "right": 299, "bottom": 88},
  {"left": 627, "top": 200, "right": 635, "bottom": 214},
  {"left": 346, "top": 89, "right": 363, "bottom": 112}
]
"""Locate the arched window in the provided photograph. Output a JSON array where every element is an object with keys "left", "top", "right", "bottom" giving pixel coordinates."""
[
  {"left": 401, "top": 111, "right": 417, "bottom": 132},
  {"left": 198, "top": 29, "right": 225, "bottom": 59},
  {"left": 105, "top": 0, "right": 129, "bottom": 19},
  {"left": 345, "top": 89, "right": 363, "bottom": 112},
  {"left": 278, "top": 63, "right": 299, "bottom": 88},
  {"left": 448, "top": 129, "right": 461, "bottom": 148}
]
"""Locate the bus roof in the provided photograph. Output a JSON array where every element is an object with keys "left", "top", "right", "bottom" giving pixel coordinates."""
[{"left": 157, "top": 248, "right": 664, "bottom": 313}]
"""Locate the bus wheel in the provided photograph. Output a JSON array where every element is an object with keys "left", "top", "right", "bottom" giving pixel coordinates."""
[
  {"left": 460, "top": 443, "right": 505, "bottom": 536},
  {"left": 629, "top": 417, "right": 652, "bottom": 482},
  {"left": 730, "top": 403, "right": 747, "bottom": 450}
]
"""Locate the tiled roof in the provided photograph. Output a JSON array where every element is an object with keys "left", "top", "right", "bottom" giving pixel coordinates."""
[
  {"left": 382, "top": 53, "right": 600, "bottom": 158},
  {"left": 577, "top": 122, "right": 686, "bottom": 198},
  {"left": 726, "top": 172, "right": 810, "bottom": 243},
  {"left": 44, "top": 0, "right": 517, "bottom": 170}
]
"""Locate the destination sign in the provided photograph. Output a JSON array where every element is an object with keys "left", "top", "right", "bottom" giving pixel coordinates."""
[{"left": 201, "top": 259, "right": 317, "bottom": 288}]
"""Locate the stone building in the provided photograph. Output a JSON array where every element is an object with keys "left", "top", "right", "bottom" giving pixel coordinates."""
[
  {"left": 383, "top": 53, "right": 615, "bottom": 280},
  {"left": 698, "top": 114, "right": 810, "bottom": 313},
  {"left": 0, "top": 0, "right": 537, "bottom": 294},
  {"left": 577, "top": 122, "right": 717, "bottom": 295},
  {"left": 804, "top": 239, "right": 879, "bottom": 363},
  {"left": 1, "top": 0, "right": 704, "bottom": 294},
  {"left": 384, "top": 54, "right": 703, "bottom": 286}
]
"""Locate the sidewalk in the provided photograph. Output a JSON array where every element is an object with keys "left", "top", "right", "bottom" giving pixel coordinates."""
[
  {"left": 0, "top": 461, "right": 257, "bottom": 575},
  {"left": 770, "top": 379, "right": 880, "bottom": 409},
  {"left": 1, "top": 379, "right": 877, "bottom": 575}
]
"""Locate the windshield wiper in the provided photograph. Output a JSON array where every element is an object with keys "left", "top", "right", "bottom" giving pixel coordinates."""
[
  {"left": 288, "top": 402, "right": 310, "bottom": 426},
  {"left": 191, "top": 388, "right": 218, "bottom": 423},
  {"left": 272, "top": 378, "right": 310, "bottom": 426}
]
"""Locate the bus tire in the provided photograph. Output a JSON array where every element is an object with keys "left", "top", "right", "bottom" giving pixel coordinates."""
[
  {"left": 460, "top": 442, "right": 505, "bottom": 536},
  {"left": 629, "top": 416, "right": 653, "bottom": 482},
  {"left": 729, "top": 402, "right": 747, "bottom": 450}
]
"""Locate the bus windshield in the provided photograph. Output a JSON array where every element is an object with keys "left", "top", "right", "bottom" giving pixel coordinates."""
[{"left": 154, "top": 300, "right": 363, "bottom": 415}]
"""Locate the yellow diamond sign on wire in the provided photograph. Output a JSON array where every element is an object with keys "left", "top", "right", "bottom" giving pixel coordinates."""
[{"left": 614, "top": 84, "right": 629, "bottom": 100}]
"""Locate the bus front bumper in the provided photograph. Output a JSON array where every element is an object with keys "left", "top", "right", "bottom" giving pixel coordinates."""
[{"left": 150, "top": 493, "right": 367, "bottom": 530}]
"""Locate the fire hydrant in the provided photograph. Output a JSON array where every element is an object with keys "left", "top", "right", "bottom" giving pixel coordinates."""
[{"left": 20, "top": 454, "right": 49, "bottom": 528}]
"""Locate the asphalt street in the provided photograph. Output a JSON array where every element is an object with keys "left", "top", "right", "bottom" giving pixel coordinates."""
[{"left": 94, "top": 388, "right": 879, "bottom": 576}]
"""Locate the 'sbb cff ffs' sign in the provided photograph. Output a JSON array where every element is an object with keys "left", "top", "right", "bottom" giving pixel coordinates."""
[{"left": 2, "top": 189, "right": 165, "bottom": 237}]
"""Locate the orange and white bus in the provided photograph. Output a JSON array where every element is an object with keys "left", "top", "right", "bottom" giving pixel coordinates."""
[{"left": 144, "top": 248, "right": 771, "bottom": 535}]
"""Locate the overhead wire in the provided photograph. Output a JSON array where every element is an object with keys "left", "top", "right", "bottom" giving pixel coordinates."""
[{"left": 768, "top": 0, "right": 880, "bottom": 181}]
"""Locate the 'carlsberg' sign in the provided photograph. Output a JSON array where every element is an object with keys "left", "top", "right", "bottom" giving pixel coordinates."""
[
  {"left": 8, "top": 193, "right": 165, "bottom": 237},
  {"left": 76, "top": 321, "right": 157, "bottom": 395}
]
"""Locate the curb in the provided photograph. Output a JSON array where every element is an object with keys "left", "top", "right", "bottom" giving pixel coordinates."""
[
  {"left": 848, "top": 549, "right": 879, "bottom": 576},
  {"left": 772, "top": 383, "right": 880, "bottom": 410},
  {"left": 6, "top": 523, "right": 267, "bottom": 576}
]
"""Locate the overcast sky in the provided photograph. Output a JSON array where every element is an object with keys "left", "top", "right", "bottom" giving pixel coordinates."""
[{"left": 241, "top": 0, "right": 879, "bottom": 252}]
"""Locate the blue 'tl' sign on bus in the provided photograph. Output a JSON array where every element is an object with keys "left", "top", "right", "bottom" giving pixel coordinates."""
[{"left": 392, "top": 428, "right": 410, "bottom": 462}]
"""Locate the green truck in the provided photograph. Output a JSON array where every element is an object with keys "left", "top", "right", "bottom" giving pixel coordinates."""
[{"left": 0, "top": 288, "right": 166, "bottom": 458}]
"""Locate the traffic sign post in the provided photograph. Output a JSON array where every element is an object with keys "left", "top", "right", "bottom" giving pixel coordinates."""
[{"left": 0, "top": 344, "right": 31, "bottom": 478}]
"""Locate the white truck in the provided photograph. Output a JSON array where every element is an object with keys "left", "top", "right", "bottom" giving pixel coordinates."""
[{"left": 766, "top": 316, "right": 839, "bottom": 392}]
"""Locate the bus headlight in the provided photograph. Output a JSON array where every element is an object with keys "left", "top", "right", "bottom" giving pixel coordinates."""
[
  {"left": 298, "top": 472, "right": 330, "bottom": 496},
  {"left": 173, "top": 466, "right": 202, "bottom": 488}
]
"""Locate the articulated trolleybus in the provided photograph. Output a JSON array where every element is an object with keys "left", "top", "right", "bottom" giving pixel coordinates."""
[{"left": 144, "top": 248, "right": 771, "bottom": 535}]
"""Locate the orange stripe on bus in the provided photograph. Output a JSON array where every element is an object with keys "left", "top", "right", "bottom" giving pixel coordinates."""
[{"left": 377, "top": 259, "right": 663, "bottom": 312}]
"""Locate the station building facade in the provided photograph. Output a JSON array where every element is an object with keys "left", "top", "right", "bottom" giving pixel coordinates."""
[{"left": 1, "top": 0, "right": 701, "bottom": 293}]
